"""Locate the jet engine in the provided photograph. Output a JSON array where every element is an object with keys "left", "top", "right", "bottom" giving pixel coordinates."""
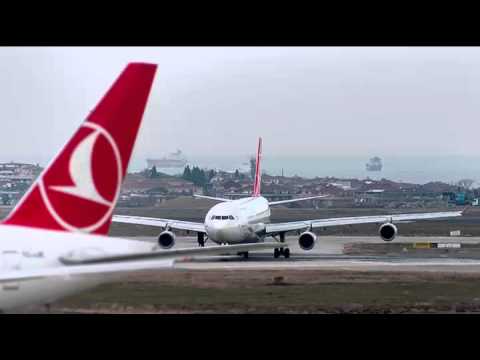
[
  {"left": 379, "top": 223, "right": 397, "bottom": 241},
  {"left": 298, "top": 231, "right": 317, "bottom": 250},
  {"left": 158, "top": 231, "right": 176, "bottom": 249}
]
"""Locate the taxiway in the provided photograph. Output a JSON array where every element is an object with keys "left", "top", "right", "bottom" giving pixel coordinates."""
[{"left": 128, "top": 235, "right": 480, "bottom": 272}]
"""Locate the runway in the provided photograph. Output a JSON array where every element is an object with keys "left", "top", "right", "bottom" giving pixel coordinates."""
[
  {"left": 127, "top": 235, "right": 480, "bottom": 272},
  {"left": 47, "top": 234, "right": 480, "bottom": 313}
]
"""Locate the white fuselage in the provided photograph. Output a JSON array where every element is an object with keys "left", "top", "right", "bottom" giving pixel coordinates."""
[
  {"left": 204, "top": 196, "right": 270, "bottom": 244},
  {"left": 0, "top": 225, "right": 155, "bottom": 312}
]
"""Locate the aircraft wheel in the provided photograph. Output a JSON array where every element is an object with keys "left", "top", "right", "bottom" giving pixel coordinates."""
[
  {"left": 197, "top": 233, "right": 205, "bottom": 247},
  {"left": 274, "top": 248, "right": 280, "bottom": 258},
  {"left": 284, "top": 248, "right": 290, "bottom": 259}
]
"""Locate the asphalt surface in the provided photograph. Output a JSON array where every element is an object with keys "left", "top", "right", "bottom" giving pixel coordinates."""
[{"left": 127, "top": 235, "right": 480, "bottom": 272}]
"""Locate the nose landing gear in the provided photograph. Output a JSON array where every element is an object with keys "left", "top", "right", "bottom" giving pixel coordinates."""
[{"left": 274, "top": 247, "right": 290, "bottom": 259}]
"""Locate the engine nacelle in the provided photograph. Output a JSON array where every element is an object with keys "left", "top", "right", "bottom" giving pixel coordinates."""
[
  {"left": 298, "top": 231, "right": 317, "bottom": 251},
  {"left": 379, "top": 223, "right": 397, "bottom": 241},
  {"left": 158, "top": 231, "right": 176, "bottom": 249}
]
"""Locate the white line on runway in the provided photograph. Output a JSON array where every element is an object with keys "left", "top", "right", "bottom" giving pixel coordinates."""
[{"left": 175, "top": 258, "right": 480, "bottom": 271}]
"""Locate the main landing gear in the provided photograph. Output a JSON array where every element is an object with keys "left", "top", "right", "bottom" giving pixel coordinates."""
[
  {"left": 273, "top": 232, "right": 290, "bottom": 259},
  {"left": 274, "top": 247, "right": 290, "bottom": 259},
  {"left": 197, "top": 233, "right": 206, "bottom": 247},
  {"left": 237, "top": 251, "right": 249, "bottom": 259}
]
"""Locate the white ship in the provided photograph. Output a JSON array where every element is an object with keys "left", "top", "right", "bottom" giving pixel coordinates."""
[{"left": 146, "top": 150, "right": 187, "bottom": 169}]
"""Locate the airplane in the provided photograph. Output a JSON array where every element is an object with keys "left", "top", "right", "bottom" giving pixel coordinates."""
[
  {"left": 113, "top": 137, "right": 464, "bottom": 259},
  {"left": 0, "top": 63, "right": 280, "bottom": 312}
]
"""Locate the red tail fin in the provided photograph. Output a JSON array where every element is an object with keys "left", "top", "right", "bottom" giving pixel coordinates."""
[
  {"left": 4, "top": 63, "right": 157, "bottom": 235},
  {"left": 252, "top": 137, "right": 262, "bottom": 197}
]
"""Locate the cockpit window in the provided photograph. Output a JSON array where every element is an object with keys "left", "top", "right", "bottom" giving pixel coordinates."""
[{"left": 212, "top": 215, "right": 234, "bottom": 220}]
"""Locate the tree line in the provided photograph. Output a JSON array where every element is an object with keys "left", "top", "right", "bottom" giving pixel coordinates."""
[{"left": 183, "top": 165, "right": 216, "bottom": 187}]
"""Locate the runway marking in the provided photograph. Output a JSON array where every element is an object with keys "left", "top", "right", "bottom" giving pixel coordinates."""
[{"left": 175, "top": 258, "right": 480, "bottom": 270}]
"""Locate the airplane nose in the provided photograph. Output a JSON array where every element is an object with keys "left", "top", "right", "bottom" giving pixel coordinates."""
[{"left": 208, "top": 223, "right": 239, "bottom": 243}]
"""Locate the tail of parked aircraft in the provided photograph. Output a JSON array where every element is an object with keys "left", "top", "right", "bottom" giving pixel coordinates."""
[
  {"left": 4, "top": 63, "right": 157, "bottom": 235},
  {"left": 252, "top": 137, "right": 262, "bottom": 197}
]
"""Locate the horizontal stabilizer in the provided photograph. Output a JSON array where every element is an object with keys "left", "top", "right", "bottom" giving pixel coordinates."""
[
  {"left": 269, "top": 195, "right": 328, "bottom": 206},
  {"left": 193, "top": 194, "right": 231, "bottom": 202},
  {"left": 59, "top": 242, "right": 283, "bottom": 265},
  {"left": 0, "top": 259, "right": 175, "bottom": 283}
]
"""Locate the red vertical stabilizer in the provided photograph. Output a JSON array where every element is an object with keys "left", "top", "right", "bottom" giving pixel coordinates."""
[
  {"left": 4, "top": 63, "right": 157, "bottom": 235},
  {"left": 252, "top": 137, "right": 262, "bottom": 197}
]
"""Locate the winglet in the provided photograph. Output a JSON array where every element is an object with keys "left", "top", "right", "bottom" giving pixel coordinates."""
[{"left": 252, "top": 137, "right": 262, "bottom": 197}]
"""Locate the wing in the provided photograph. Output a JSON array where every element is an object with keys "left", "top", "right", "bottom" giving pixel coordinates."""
[
  {"left": 265, "top": 210, "right": 463, "bottom": 234},
  {"left": 112, "top": 215, "right": 205, "bottom": 233}
]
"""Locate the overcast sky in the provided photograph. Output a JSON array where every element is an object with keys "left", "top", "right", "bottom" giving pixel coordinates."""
[{"left": 0, "top": 47, "right": 479, "bottom": 167}]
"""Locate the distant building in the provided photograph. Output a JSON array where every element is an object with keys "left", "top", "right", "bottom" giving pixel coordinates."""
[
  {"left": 121, "top": 173, "right": 196, "bottom": 196},
  {"left": 455, "top": 192, "right": 466, "bottom": 206},
  {"left": 327, "top": 180, "right": 352, "bottom": 190},
  {"left": 0, "top": 162, "right": 42, "bottom": 181},
  {"left": 0, "top": 162, "right": 42, "bottom": 205}
]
